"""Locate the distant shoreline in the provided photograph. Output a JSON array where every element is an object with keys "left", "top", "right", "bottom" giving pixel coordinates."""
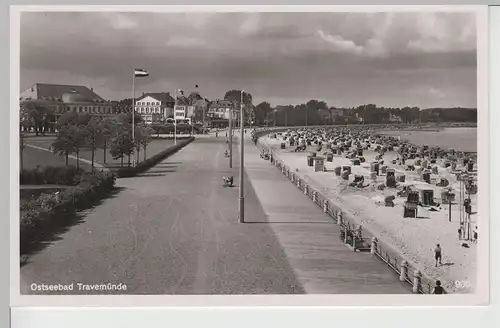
[{"left": 379, "top": 127, "right": 477, "bottom": 154}]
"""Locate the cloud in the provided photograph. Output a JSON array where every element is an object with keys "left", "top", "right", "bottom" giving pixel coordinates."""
[
  {"left": 166, "top": 36, "right": 209, "bottom": 49},
  {"left": 316, "top": 30, "right": 364, "bottom": 55},
  {"left": 19, "top": 11, "right": 478, "bottom": 108},
  {"left": 104, "top": 13, "right": 138, "bottom": 30}
]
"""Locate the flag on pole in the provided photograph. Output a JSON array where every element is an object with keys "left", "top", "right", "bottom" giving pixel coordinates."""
[
  {"left": 134, "top": 69, "right": 149, "bottom": 77},
  {"left": 177, "top": 89, "right": 184, "bottom": 96}
]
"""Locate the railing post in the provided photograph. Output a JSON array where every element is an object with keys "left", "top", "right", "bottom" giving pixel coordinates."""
[
  {"left": 370, "top": 237, "right": 377, "bottom": 255},
  {"left": 55, "top": 191, "right": 60, "bottom": 203},
  {"left": 304, "top": 184, "right": 308, "bottom": 195},
  {"left": 352, "top": 234, "right": 357, "bottom": 251},
  {"left": 338, "top": 211, "right": 343, "bottom": 225},
  {"left": 323, "top": 200, "right": 328, "bottom": 213},
  {"left": 313, "top": 191, "right": 317, "bottom": 203},
  {"left": 344, "top": 225, "right": 348, "bottom": 243},
  {"left": 297, "top": 178, "right": 300, "bottom": 188},
  {"left": 412, "top": 270, "right": 421, "bottom": 293},
  {"left": 400, "top": 260, "right": 408, "bottom": 282}
]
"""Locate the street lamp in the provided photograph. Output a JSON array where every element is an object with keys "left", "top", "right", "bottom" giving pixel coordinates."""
[
  {"left": 239, "top": 89, "right": 245, "bottom": 223},
  {"left": 228, "top": 105, "right": 233, "bottom": 169}
]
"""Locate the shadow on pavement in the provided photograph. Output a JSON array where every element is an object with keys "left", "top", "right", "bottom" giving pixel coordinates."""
[{"left": 20, "top": 186, "right": 125, "bottom": 267}]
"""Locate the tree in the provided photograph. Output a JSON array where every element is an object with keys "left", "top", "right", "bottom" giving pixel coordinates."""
[
  {"left": 255, "top": 102, "right": 272, "bottom": 126},
  {"left": 99, "top": 117, "right": 117, "bottom": 164},
  {"left": 224, "top": 90, "right": 253, "bottom": 109},
  {"left": 305, "top": 100, "right": 327, "bottom": 125},
  {"left": 117, "top": 112, "right": 142, "bottom": 125},
  {"left": 20, "top": 105, "right": 32, "bottom": 132},
  {"left": 23, "top": 102, "right": 55, "bottom": 136},
  {"left": 109, "top": 126, "right": 134, "bottom": 167},
  {"left": 136, "top": 125, "right": 153, "bottom": 161},
  {"left": 20, "top": 132, "right": 25, "bottom": 171},
  {"left": 52, "top": 125, "right": 75, "bottom": 166},
  {"left": 85, "top": 117, "right": 104, "bottom": 170},
  {"left": 68, "top": 124, "right": 86, "bottom": 170},
  {"left": 56, "top": 111, "right": 91, "bottom": 129},
  {"left": 224, "top": 90, "right": 253, "bottom": 122}
]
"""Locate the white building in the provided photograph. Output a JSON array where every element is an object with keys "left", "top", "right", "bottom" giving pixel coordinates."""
[
  {"left": 135, "top": 92, "right": 175, "bottom": 124},
  {"left": 171, "top": 105, "right": 191, "bottom": 124},
  {"left": 207, "top": 99, "right": 237, "bottom": 120}
]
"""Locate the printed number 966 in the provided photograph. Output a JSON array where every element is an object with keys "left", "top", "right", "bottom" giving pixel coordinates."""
[{"left": 455, "top": 281, "right": 472, "bottom": 289}]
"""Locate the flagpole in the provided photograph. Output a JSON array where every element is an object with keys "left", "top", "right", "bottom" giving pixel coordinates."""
[
  {"left": 131, "top": 70, "right": 136, "bottom": 167},
  {"left": 239, "top": 89, "right": 245, "bottom": 223}
]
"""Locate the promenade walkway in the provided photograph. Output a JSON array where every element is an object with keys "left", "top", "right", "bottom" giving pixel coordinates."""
[
  {"left": 20, "top": 133, "right": 411, "bottom": 295},
  {"left": 241, "top": 134, "right": 412, "bottom": 294},
  {"left": 20, "top": 136, "right": 303, "bottom": 295}
]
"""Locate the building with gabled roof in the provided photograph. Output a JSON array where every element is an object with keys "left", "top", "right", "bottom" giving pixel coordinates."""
[{"left": 134, "top": 92, "right": 176, "bottom": 124}]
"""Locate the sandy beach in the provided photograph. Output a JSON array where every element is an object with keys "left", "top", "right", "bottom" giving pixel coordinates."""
[{"left": 259, "top": 129, "right": 478, "bottom": 294}]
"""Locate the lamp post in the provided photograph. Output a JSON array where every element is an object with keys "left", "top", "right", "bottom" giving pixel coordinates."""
[
  {"left": 228, "top": 106, "right": 233, "bottom": 168},
  {"left": 131, "top": 74, "right": 136, "bottom": 167},
  {"left": 131, "top": 68, "right": 149, "bottom": 166},
  {"left": 239, "top": 89, "right": 245, "bottom": 223}
]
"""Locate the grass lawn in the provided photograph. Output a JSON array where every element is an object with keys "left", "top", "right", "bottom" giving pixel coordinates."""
[{"left": 22, "top": 137, "right": 176, "bottom": 172}]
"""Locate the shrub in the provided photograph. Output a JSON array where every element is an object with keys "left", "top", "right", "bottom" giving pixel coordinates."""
[
  {"left": 20, "top": 170, "right": 116, "bottom": 253},
  {"left": 20, "top": 165, "right": 84, "bottom": 185},
  {"left": 116, "top": 137, "right": 194, "bottom": 178}
]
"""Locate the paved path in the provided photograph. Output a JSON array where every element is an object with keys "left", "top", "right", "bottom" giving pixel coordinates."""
[
  {"left": 20, "top": 133, "right": 411, "bottom": 295},
  {"left": 241, "top": 134, "right": 412, "bottom": 294},
  {"left": 20, "top": 136, "right": 304, "bottom": 295}
]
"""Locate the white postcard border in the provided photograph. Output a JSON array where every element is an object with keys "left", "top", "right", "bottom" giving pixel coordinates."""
[{"left": 10, "top": 4, "right": 490, "bottom": 307}]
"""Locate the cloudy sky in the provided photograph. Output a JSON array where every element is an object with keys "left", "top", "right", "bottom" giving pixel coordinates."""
[{"left": 20, "top": 11, "right": 477, "bottom": 108}]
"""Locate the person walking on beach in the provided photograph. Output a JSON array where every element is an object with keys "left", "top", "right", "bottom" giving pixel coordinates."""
[
  {"left": 434, "top": 244, "right": 442, "bottom": 267},
  {"left": 433, "top": 280, "right": 444, "bottom": 294},
  {"left": 458, "top": 226, "right": 462, "bottom": 240},
  {"left": 473, "top": 226, "right": 478, "bottom": 243}
]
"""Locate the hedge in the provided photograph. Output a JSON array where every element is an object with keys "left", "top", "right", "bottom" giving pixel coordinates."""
[
  {"left": 150, "top": 135, "right": 194, "bottom": 140},
  {"left": 20, "top": 171, "right": 116, "bottom": 254},
  {"left": 116, "top": 136, "right": 195, "bottom": 178},
  {"left": 20, "top": 165, "right": 84, "bottom": 186}
]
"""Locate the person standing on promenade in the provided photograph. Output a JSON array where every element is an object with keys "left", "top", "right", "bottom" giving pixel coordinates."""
[
  {"left": 433, "top": 280, "right": 444, "bottom": 294},
  {"left": 434, "top": 244, "right": 442, "bottom": 267},
  {"left": 458, "top": 226, "right": 462, "bottom": 240}
]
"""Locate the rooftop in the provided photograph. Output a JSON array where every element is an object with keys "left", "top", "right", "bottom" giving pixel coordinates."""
[
  {"left": 136, "top": 92, "right": 175, "bottom": 103},
  {"left": 22, "top": 83, "right": 106, "bottom": 102}
]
